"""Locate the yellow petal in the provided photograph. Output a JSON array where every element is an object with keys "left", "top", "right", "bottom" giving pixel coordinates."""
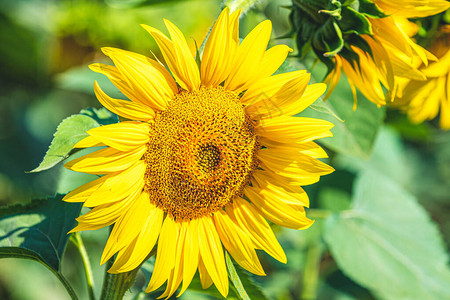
[
  {"left": 101, "top": 191, "right": 151, "bottom": 264},
  {"left": 214, "top": 209, "right": 265, "bottom": 275},
  {"left": 74, "top": 135, "right": 105, "bottom": 148},
  {"left": 259, "top": 147, "right": 333, "bottom": 175},
  {"left": 84, "top": 161, "right": 146, "bottom": 207},
  {"left": 257, "top": 116, "right": 334, "bottom": 144},
  {"left": 102, "top": 47, "right": 176, "bottom": 110},
  {"left": 252, "top": 169, "right": 310, "bottom": 206},
  {"left": 229, "top": 9, "right": 241, "bottom": 50},
  {"left": 440, "top": 74, "right": 450, "bottom": 130},
  {"left": 146, "top": 216, "right": 180, "bottom": 292},
  {"left": 109, "top": 201, "right": 164, "bottom": 273},
  {"left": 201, "top": 8, "right": 233, "bottom": 87},
  {"left": 71, "top": 186, "right": 140, "bottom": 232},
  {"left": 89, "top": 63, "right": 151, "bottom": 106},
  {"left": 64, "top": 145, "right": 146, "bottom": 174},
  {"left": 224, "top": 20, "right": 272, "bottom": 93},
  {"left": 198, "top": 216, "right": 229, "bottom": 297},
  {"left": 258, "top": 139, "right": 328, "bottom": 158},
  {"left": 323, "top": 56, "right": 342, "bottom": 100},
  {"left": 63, "top": 175, "right": 106, "bottom": 203},
  {"left": 256, "top": 45, "right": 293, "bottom": 79},
  {"left": 244, "top": 186, "right": 314, "bottom": 229},
  {"left": 340, "top": 54, "right": 386, "bottom": 107},
  {"left": 141, "top": 22, "right": 200, "bottom": 91},
  {"left": 178, "top": 219, "right": 200, "bottom": 296},
  {"left": 228, "top": 197, "right": 286, "bottom": 263},
  {"left": 241, "top": 70, "right": 307, "bottom": 105},
  {"left": 245, "top": 73, "right": 311, "bottom": 119},
  {"left": 159, "top": 221, "right": 186, "bottom": 299},
  {"left": 198, "top": 257, "right": 213, "bottom": 289},
  {"left": 93, "top": 81, "right": 155, "bottom": 122},
  {"left": 87, "top": 121, "right": 150, "bottom": 152}
]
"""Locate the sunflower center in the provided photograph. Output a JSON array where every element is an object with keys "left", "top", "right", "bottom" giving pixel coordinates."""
[
  {"left": 196, "top": 143, "right": 222, "bottom": 173},
  {"left": 144, "top": 86, "right": 259, "bottom": 221}
]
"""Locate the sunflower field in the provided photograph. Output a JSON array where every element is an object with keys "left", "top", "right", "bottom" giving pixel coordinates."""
[{"left": 0, "top": 0, "right": 449, "bottom": 300}]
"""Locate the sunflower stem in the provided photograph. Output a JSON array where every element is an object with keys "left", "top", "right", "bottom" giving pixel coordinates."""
[
  {"left": 100, "top": 259, "right": 140, "bottom": 300},
  {"left": 307, "top": 208, "right": 332, "bottom": 219},
  {"left": 71, "top": 232, "right": 96, "bottom": 300},
  {"left": 301, "top": 240, "right": 324, "bottom": 300}
]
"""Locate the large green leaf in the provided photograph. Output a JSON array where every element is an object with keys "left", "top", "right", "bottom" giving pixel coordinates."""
[
  {"left": 323, "top": 173, "right": 450, "bottom": 300},
  {"left": 29, "top": 108, "right": 117, "bottom": 173},
  {"left": 299, "top": 76, "right": 385, "bottom": 158},
  {"left": 335, "top": 127, "right": 412, "bottom": 186},
  {"left": 0, "top": 195, "right": 82, "bottom": 299}
]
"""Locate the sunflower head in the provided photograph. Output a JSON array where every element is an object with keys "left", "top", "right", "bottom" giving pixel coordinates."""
[
  {"left": 63, "top": 8, "right": 334, "bottom": 298},
  {"left": 144, "top": 86, "right": 259, "bottom": 221}
]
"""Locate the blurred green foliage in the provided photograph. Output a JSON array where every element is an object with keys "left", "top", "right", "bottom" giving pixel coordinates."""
[{"left": 0, "top": 0, "right": 449, "bottom": 300}]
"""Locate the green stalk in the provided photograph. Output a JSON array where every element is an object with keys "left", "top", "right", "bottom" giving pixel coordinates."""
[
  {"left": 301, "top": 241, "right": 324, "bottom": 300},
  {"left": 71, "top": 232, "right": 96, "bottom": 300},
  {"left": 306, "top": 208, "right": 332, "bottom": 219},
  {"left": 100, "top": 259, "right": 140, "bottom": 300}
]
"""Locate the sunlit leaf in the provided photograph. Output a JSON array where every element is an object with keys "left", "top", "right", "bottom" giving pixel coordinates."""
[
  {"left": 324, "top": 173, "right": 450, "bottom": 300},
  {"left": 300, "top": 76, "right": 385, "bottom": 158},
  {"left": 0, "top": 195, "right": 81, "bottom": 299},
  {"left": 29, "top": 115, "right": 99, "bottom": 173},
  {"left": 29, "top": 108, "right": 117, "bottom": 173}
]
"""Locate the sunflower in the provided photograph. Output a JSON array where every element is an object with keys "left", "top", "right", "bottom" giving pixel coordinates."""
[
  {"left": 373, "top": 0, "right": 450, "bottom": 18},
  {"left": 325, "top": 4, "right": 440, "bottom": 108},
  {"left": 63, "top": 8, "right": 334, "bottom": 298},
  {"left": 394, "top": 27, "right": 450, "bottom": 129}
]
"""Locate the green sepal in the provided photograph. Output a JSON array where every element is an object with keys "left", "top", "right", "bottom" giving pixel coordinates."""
[
  {"left": 347, "top": 33, "right": 373, "bottom": 58},
  {"left": 312, "top": 19, "right": 344, "bottom": 57},
  {"left": 340, "top": 46, "right": 361, "bottom": 68},
  {"left": 313, "top": 46, "right": 336, "bottom": 74},
  {"left": 359, "top": 0, "right": 387, "bottom": 18},
  {"left": 339, "top": 6, "right": 372, "bottom": 35}
]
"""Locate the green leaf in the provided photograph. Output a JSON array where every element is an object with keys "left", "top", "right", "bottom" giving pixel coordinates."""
[
  {"left": 318, "top": 187, "right": 351, "bottom": 212},
  {"left": 308, "top": 98, "right": 344, "bottom": 122},
  {"left": 55, "top": 65, "right": 118, "bottom": 96},
  {"left": 335, "top": 127, "right": 412, "bottom": 186},
  {"left": 0, "top": 195, "right": 81, "bottom": 299},
  {"left": 226, "top": 252, "right": 268, "bottom": 300},
  {"left": 29, "top": 114, "right": 99, "bottom": 173},
  {"left": 80, "top": 107, "right": 118, "bottom": 125},
  {"left": 300, "top": 76, "right": 385, "bottom": 158},
  {"left": 323, "top": 173, "right": 450, "bottom": 300},
  {"left": 29, "top": 108, "right": 117, "bottom": 173}
]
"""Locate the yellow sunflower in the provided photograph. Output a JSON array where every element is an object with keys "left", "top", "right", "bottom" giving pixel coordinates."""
[
  {"left": 394, "top": 28, "right": 450, "bottom": 129},
  {"left": 63, "top": 8, "right": 334, "bottom": 298},
  {"left": 325, "top": 5, "right": 440, "bottom": 108},
  {"left": 373, "top": 0, "right": 450, "bottom": 18}
]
